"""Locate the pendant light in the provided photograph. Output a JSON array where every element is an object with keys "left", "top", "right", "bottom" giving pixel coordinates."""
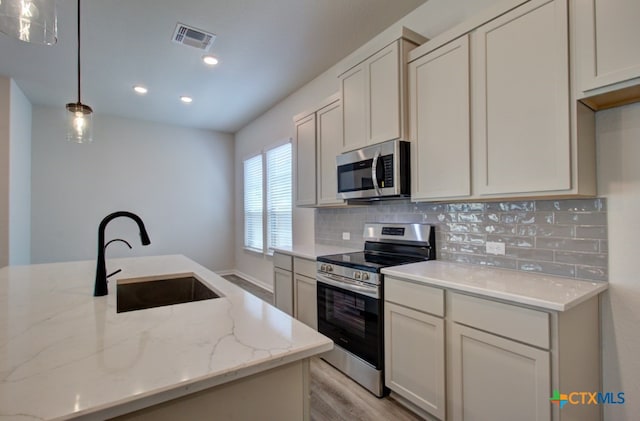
[
  {"left": 65, "top": 0, "right": 93, "bottom": 143},
  {"left": 0, "top": 0, "right": 57, "bottom": 44}
]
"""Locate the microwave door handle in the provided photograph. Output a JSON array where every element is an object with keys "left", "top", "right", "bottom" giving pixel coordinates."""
[{"left": 371, "top": 149, "right": 382, "bottom": 196}]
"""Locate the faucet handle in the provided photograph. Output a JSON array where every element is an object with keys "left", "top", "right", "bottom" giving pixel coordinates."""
[{"left": 107, "top": 268, "right": 122, "bottom": 279}]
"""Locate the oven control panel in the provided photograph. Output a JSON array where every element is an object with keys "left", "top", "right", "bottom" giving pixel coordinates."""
[{"left": 317, "top": 262, "right": 379, "bottom": 285}]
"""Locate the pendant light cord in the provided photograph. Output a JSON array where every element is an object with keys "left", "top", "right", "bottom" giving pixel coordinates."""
[{"left": 76, "top": 0, "right": 81, "bottom": 104}]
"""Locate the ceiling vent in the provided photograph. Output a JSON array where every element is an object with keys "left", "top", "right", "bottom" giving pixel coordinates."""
[{"left": 172, "top": 23, "right": 216, "bottom": 51}]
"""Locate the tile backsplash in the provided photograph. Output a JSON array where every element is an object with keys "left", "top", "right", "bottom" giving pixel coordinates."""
[{"left": 315, "top": 198, "right": 608, "bottom": 282}]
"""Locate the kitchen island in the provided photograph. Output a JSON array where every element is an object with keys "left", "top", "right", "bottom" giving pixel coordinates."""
[{"left": 0, "top": 255, "right": 332, "bottom": 420}]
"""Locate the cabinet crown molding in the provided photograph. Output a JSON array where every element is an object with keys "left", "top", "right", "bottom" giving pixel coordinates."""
[{"left": 335, "top": 26, "right": 427, "bottom": 77}]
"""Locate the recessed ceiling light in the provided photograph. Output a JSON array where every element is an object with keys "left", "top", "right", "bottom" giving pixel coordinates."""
[
  {"left": 180, "top": 96, "right": 193, "bottom": 103},
  {"left": 202, "top": 55, "right": 219, "bottom": 66},
  {"left": 133, "top": 85, "right": 148, "bottom": 94}
]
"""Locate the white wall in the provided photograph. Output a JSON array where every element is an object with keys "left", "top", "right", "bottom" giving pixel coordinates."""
[
  {"left": 31, "top": 106, "right": 235, "bottom": 272},
  {"left": 0, "top": 78, "right": 9, "bottom": 267},
  {"left": 597, "top": 102, "right": 640, "bottom": 420},
  {"left": 0, "top": 76, "right": 31, "bottom": 267},
  {"left": 234, "top": 0, "right": 502, "bottom": 286},
  {"left": 8, "top": 79, "right": 32, "bottom": 265}
]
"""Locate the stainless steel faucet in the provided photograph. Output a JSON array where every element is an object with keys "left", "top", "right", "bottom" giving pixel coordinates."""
[{"left": 94, "top": 211, "right": 151, "bottom": 296}]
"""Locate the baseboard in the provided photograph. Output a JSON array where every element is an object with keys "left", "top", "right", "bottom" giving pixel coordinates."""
[{"left": 215, "top": 269, "right": 273, "bottom": 293}]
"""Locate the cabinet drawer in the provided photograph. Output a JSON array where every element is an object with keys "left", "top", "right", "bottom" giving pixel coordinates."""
[
  {"left": 385, "top": 277, "right": 444, "bottom": 317},
  {"left": 273, "top": 253, "right": 293, "bottom": 271},
  {"left": 294, "top": 257, "right": 316, "bottom": 279},
  {"left": 450, "top": 293, "right": 549, "bottom": 349}
]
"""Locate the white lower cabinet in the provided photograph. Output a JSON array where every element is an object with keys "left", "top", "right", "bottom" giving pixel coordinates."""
[
  {"left": 273, "top": 253, "right": 318, "bottom": 329},
  {"left": 273, "top": 267, "right": 294, "bottom": 316},
  {"left": 384, "top": 277, "right": 601, "bottom": 421},
  {"left": 293, "top": 256, "right": 318, "bottom": 329},
  {"left": 449, "top": 291, "right": 551, "bottom": 420},
  {"left": 450, "top": 323, "right": 550, "bottom": 421},
  {"left": 294, "top": 274, "right": 317, "bottom": 330},
  {"left": 385, "top": 302, "right": 445, "bottom": 419},
  {"left": 384, "top": 277, "right": 446, "bottom": 419}
]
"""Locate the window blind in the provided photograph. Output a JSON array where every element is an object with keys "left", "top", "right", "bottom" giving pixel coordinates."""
[
  {"left": 266, "top": 143, "right": 292, "bottom": 252},
  {"left": 243, "top": 154, "right": 263, "bottom": 251}
]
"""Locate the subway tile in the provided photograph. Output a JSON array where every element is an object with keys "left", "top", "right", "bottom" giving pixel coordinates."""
[
  {"left": 316, "top": 196, "right": 608, "bottom": 282},
  {"left": 448, "top": 253, "right": 518, "bottom": 270},
  {"left": 518, "top": 261, "right": 576, "bottom": 278},
  {"left": 555, "top": 251, "right": 608, "bottom": 267},
  {"left": 437, "top": 213, "right": 457, "bottom": 223},
  {"left": 501, "top": 212, "right": 535, "bottom": 224},
  {"left": 447, "top": 223, "right": 471, "bottom": 233},
  {"left": 458, "top": 212, "right": 486, "bottom": 223},
  {"left": 440, "top": 243, "right": 485, "bottom": 254},
  {"left": 506, "top": 248, "right": 554, "bottom": 262},
  {"left": 535, "top": 237, "right": 599, "bottom": 252},
  {"left": 517, "top": 225, "right": 575, "bottom": 238},
  {"left": 446, "top": 203, "right": 485, "bottom": 212},
  {"left": 486, "top": 201, "right": 535, "bottom": 212},
  {"left": 554, "top": 212, "right": 607, "bottom": 225},
  {"left": 516, "top": 225, "right": 537, "bottom": 236},
  {"left": 576, "top": 266, "right": 608, "bottom": 282},
  {"left": 416, "top": 203, "right": 446, "bottom": 213},
  {"left": 575, "top": 226, "right": 608, "bottom": 240},
  {"left": 536, "top": 198, "right": 605, "bottom": 212},
  {"left": 600, "top": 240, "right": 608, "bottom": 253},
  {"left": 540, "top": 212, "right": 555, "bottom": 224},
  {"left": 487, "top": 235, "right": 535, "bottom": 248},
  {"left": 445, "top": 233, "right": 486, "bottom": 245},
  {"left": 483, "top": 224, "right": 516, "bottom": 235}
]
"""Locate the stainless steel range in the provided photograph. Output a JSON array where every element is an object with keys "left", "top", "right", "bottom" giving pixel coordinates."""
[{"left": 316, "top": 222, "right": 435, "bottom": 397}]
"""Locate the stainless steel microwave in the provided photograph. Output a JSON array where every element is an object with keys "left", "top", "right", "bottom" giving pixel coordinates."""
[{"left": 336, "top": 139, "right": 410, "bottom": 200}]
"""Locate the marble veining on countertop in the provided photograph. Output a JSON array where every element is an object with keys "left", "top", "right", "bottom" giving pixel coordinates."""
[
  {"left": 382, "top": 261, "right": 608, "bottom": 311},
  {"left": 0, "top": 255, "right": 332, "bottom": 420},
  {"left": 272, "top": 244, "right": 359, "bottom": 260}
]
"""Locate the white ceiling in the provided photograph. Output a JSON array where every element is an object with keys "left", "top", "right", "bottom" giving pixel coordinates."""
[{"left": 0, "top": 0, "right": 427, "bottom": 133}]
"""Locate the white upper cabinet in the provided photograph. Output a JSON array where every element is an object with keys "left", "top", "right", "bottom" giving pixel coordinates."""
[
  {"left": 293, "top": 94, "right": 344, "bottom": 208},
  {"left": 406, "top": 0, "right": 596, "bottom": 201},
  {"left": 339, "top": 28, "right": 426, "bottom": 152},
  {"left": 472, "top": 0, "right": 583, "bottom": 197},
  {"left": 409, "top": 35, "right": 471, "bottom": 201},
  {"left": 340, "top": 65, "right": 368, "bottom": 152},
  {"left": 573, "top": 0, "right": 640, "bottom": 109},
  {"left": 368, "top": 42, "right": 402, "bottom": 145},
  {"left": 316, "top": 97, "right": 344, "bottom": 206},
  {"left": 293, "top": 113, "right": 317, "bottom": 207}
]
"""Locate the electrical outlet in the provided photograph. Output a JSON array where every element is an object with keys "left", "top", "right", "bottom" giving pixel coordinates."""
[
  {"left": 342, "top": 232, "right": 350, "bottom": 241},
  {"left": 486, "top": 241, "right": 506, "bottom": 256}
]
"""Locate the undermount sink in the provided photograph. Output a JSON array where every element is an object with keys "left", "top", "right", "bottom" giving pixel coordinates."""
[{"left": 117, "top": 273, "right": 222, "bottom": 313}]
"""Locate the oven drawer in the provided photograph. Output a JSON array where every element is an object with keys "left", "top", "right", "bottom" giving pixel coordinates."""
[
  {"left": 450, "top": 292, "right": 550, "bottom": 349},
  {"left": 385, "top": 277, "right": 444, "bottom": 317}
]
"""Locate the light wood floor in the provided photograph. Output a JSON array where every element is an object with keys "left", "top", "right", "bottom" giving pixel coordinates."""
[
  {"left": 222, "top": 274, "right": 424, "bottom": 421},
  {"left": 309, "top": 357, "right": 423, "bottom": 421}
]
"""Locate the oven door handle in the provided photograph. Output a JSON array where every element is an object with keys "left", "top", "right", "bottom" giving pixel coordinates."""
[{"left": 317, "top": 273, "right": 380, "bottom": 299}]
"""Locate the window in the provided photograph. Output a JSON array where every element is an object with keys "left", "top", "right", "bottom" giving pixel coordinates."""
[
  {"left": 243, "top": 141, "right": 292, "bottom": 254},
  {"left": 243, "top": 154, "right": 263, "bottom": 252}
]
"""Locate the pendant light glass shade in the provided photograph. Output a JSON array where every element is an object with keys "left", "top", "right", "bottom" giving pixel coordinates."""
[
  {"left": 65, "top": 102, "right": 93, "bottom": 143},
  {"left": 0, "top": 0, "right": 57, "bottom": 45},
  {"left": 66, "top": 0, "right": 93, "bottom": 143}
]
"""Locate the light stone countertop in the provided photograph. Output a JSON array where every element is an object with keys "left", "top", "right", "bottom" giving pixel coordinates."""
[
  {"left": 382, "top": 261, "right": 608, "bottom": 311},
  {"left": 0, "top": 255, "right": 333, "bottom": 420},
  {"left": 272, "top": 244, "right": 359, "bottom": 260}
]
